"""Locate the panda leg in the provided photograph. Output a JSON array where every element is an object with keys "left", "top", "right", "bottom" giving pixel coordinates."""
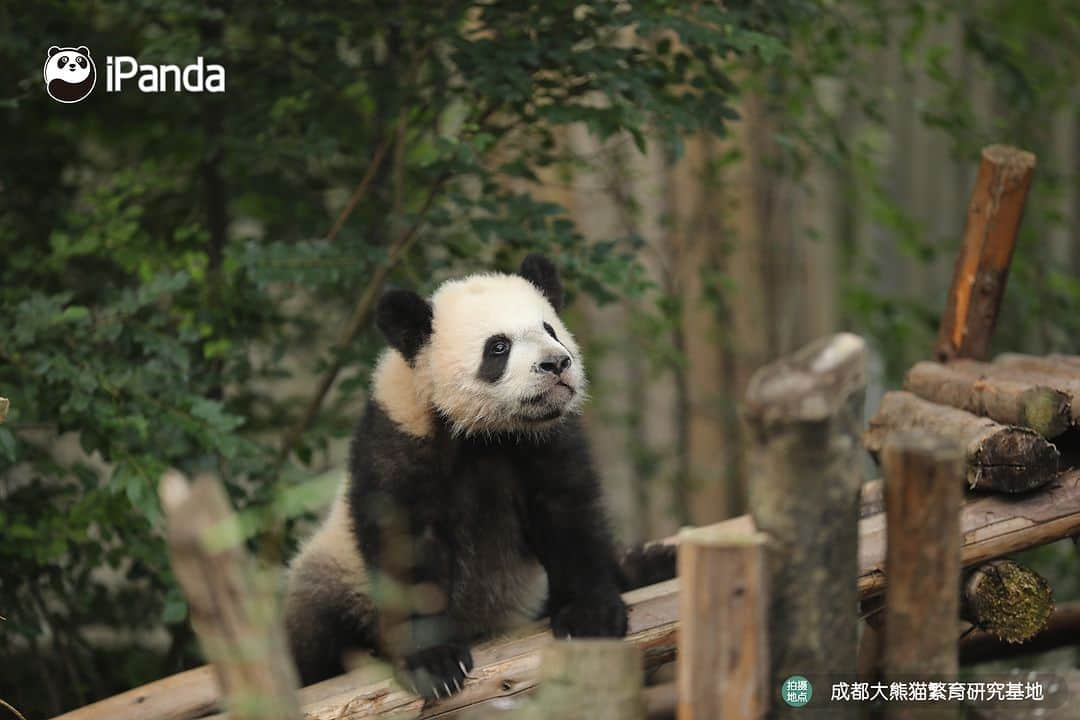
[{"left": 284, "top": 562, "right": 378, "bottom": 686}]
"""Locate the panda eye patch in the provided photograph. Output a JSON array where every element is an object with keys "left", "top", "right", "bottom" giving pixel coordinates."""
[
  {"left": 543, "top": 322, "right": 558, "bottom": 341},
  {"left": 77, "top": 57, "right": 86, "bottom": 68},
  {"left": 59, "top": 55, "right": 68, "bottom": 65},
  {"left": 485, "top": 336, "right": 511, "bottom": 356}
]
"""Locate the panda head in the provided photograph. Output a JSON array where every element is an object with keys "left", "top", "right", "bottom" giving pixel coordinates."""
[
  {"left": 43, "top": 46, "right": 96, "bottom": 103},
  {"left": 375, "top": 254, "right": 586, "bottom": 437}
]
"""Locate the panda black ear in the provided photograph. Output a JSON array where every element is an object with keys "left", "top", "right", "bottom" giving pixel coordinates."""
[
  {"left": 518, "top": 253, "right": 563, "bottom": 313},
  {"left": 76, "top": 46, "right": 91, "bottom": 56},
  {"left": 376, "top": 289, "right": 433, "bottom": 361},
  {"left": 48, "top": 46, "right": 61, "bottom": 58}
]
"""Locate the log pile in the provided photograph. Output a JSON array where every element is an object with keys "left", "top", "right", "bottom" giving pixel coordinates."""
[{"left": 865, "top": 351, "right": 1080, "bottom": 495}]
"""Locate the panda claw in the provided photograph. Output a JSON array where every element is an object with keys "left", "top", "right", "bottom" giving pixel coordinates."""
[
  {"left": 459, "top": 661, "right": 468, "bottom": 675},
  {"left": 444, "top": 682, "right": 451, "bottom": 697},
  {"left": 433, "top": 685, "right": 440, "bottom": 700}
]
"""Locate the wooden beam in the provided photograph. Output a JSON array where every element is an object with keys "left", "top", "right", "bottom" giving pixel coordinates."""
[
  {"left": 742, "top": 333, "right": 867, "bottom": 719},
  {"left": 904, "top": 361, "right": 1072, "bottom": 438},
  {"left": 49, "top": 667, "right": 219, "bottom": 720},
  {"left": 881, "top": 432, "right": 964, "bottom": 720},
  {"left": 864, "top": 391, "right": 1060, "bottom": 493},
  {"left": 159, "top": 472, "right": 301, "bottom": 720},
  {"left": 676, "top": 524, "right": 768, "bottom": 720},
  {"left": 52, "top": 470, "right": 1080, "bottom": 720},
  {"left": 936, "top": 144, "right": 1036, "bottom": 362}
]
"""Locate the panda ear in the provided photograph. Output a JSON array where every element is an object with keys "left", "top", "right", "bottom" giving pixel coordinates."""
[
  {"left": 76, "top": 46, "right": 91, "bottom": 56},
  {"left": 376, "top": 289, "right": 433, "bottom": 361},
  {"left": 48, "top": 46, "right": 61, "bottom": 58},
  {"left": 518, "top": 253, "right": 563, "bottom": 312}
]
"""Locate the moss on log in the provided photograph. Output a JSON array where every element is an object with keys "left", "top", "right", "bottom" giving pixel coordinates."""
[{"left": 961, "top": 559, "right": 1054, "bottom": 644}]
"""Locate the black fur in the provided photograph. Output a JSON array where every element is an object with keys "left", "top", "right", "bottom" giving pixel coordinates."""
[
  {"left": 519, "top": 253, "right": 564, "bottom": 312},
  {"left": 477, "top": 335, "right": 511, "bottom": 383},
  {"left": 341, "top": 405, "right": 626, "bottom": 697},
  {"left": 376, "top": 289, "right": 433, "bottom": 361}
]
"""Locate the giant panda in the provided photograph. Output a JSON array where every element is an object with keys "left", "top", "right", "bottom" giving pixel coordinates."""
[{"left": 284, "top": 254, "right": 673, "bottom": 699}]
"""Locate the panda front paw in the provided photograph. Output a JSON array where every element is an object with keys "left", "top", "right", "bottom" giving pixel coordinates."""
[
  {"left": 551, "top": 592, "right": 628, "bottom": 639},
  {"left": 398, "top": 644, "right": 473, "bottom": 701}
]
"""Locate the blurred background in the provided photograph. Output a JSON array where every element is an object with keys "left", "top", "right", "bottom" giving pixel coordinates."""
[{"left": 1, "top": 1, "right": 1077, "bottom": 716}]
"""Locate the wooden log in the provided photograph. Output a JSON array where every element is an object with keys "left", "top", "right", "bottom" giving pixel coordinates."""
[
  {"left": 54, "top": 470, "right": 1080, "bottom": 720},
  {"left": 960, "top": 600, "right": 1080, "bottom": 664},
  {"left": 49, "top": 667, "right": 219, "bottom": 720},
  {"left": 904, "top": 361, "right": 1071, "bottom": 438},
  {"left": 995, "top": 352, "right": 1080, "bottom": 380},
  {"left": 936, "top": 144, "right": 1036, "bottom": 362},
  {"left": 676, "top": 524, "right": 768, "bottom": 720},
  {"left": 0, "top": 396, "right": 8, "bottom": 423},
  {"left": 864, "top": 391, "right": 1059, "bottom": 493},
  {"left": 532, "top": 640, "right": 644, "bottom": 720},
  {"left": 882, "top": 432, "right": 964, "bottom": 720},
  {"left": 953, "top": 359, "right": 1080, "bottom": 425},
  {"left": 961, "top": 559, "right": 1054, "bottom": 644},
  {"left": 159, "top": 471, "right": 301, "bottom": 720},
  {"left": 742, "top": 332, "right": 866, "bottom": 719}
]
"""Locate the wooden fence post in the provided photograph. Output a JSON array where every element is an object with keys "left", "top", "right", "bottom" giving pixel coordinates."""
[
  {"left": 882, "top": 432, "right": 964, "bottom": 720},
  {"left": 159, "top": 471, "right": 301, "bottom": 720},
  {"left": 677, "top": 524, "right": 768, "bottom": 720},
  {"left": 531, "top": 640, "right": 644, "bottom": 720},
  {"left": 936, "top": 145, "right": 1036, "bottom": 362},
  {"left": 743, "top": 332, "right": 867, "bottom": 718}
]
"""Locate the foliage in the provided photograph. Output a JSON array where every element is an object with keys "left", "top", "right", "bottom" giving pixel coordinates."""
[{"left": 0, "top": 1, "right": 800, "bottom": 714}]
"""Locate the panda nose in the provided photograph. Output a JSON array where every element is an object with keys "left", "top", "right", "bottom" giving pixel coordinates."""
[
  {"left": 538, "top": 354, "right": 572, "bottom": 376},
  {"left": 69, "top": 63, "right": 76, "bottom": 69}
]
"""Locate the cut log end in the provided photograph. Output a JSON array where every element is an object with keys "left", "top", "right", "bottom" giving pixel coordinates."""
[
  {"left": 744, "top": 332, "right": 867, "bottom": 425},
  {"left": 962, "top": 559, "right": 1054, "bottom": 644},
  {"left": 982, "top": 144, "right": 1037, "bottom": 177},
  {"left": 0, "top": 396, "right": 8, "bottom": 423},
  {"left": 970, "top": 425, "right": 1062, "bottom": 493}
]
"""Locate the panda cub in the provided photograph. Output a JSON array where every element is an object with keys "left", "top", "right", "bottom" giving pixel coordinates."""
[{"left": 285, "top": 254, "right": 672, "bottom": 698}]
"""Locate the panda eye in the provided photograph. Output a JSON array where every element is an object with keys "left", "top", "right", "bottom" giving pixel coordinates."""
[
  {"left": 543, "top": 322, "right": 558, "bottom": 341},
  {"left": 485, "top": 337, "right": 511, "bottom": 356},
  {"left": 59, "top": 55, "right": 68, "bottom": 65}
]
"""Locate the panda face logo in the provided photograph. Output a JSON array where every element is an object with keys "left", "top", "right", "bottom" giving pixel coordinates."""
[{"left": 44, "top": 46, "right": 96, "bottom": 103}]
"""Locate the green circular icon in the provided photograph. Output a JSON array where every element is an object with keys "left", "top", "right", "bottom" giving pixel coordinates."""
[{"left": 781, "top": 675, "right": 813, "bottom": 707}]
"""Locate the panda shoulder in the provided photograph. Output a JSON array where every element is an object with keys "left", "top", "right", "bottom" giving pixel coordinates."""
[{"left": 369, "top": 350, "right": 433, "bottom": 439}]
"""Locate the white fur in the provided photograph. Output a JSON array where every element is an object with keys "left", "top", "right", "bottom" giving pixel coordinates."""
[
  {"left": 372, "top": 350, "right": 434, "bottom": 438},
  {"left": 288, "top": 489, "right": 367, "bottom": 588}
]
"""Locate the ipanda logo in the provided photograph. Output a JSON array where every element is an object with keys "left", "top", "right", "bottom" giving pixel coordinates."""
[
  {"left": 44, "top": 46, "right": 96, "bottom": 103},
  {"left": 44, "top": 45, "right": 225, "bottom": 103}
]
